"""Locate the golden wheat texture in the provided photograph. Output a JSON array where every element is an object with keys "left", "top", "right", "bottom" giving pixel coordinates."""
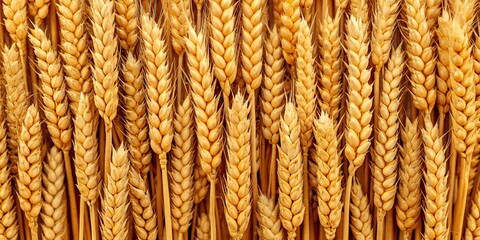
[
  {"left": 277, "top": 102, "right": 305, "bottom": 240},
  {"left": 313, "top": 112, "right": 342, "bottom": 240},
  {"left": 122, "top": 52, "right": 152, "bottom": 177},
  {"left": 280, "top": 0, "right": 300, "bottom": 65},
  {"left": 371, "top": 0, "right": 399, "bottom": 69},
  {"left": 256, "top": 193, "right": 283, "bottom": 240},
  {"left": 436, "top": 13, "right": 450, "bottom": 114},
  {"left": 466, "top": 187, "right": 480, "bottom": 239},
  {"left": 350, "top": 178, "right": 373, "bottom": 239},
  {"left": 101, "top": 145, "right": 130, "bottom": 239},
  {"left": 41, "top": 147, "right": 67, "bottom": 240},
  {"left": 168, "top": 0, "right": 190, "bottom": 54},
  {"left": 115, "top": 0, "right": 138, "bottom": 51},
  {"left": 3, "top": 0, "right": 27, "bottom": 48},
  {"left": 241, "top": 0, "right": 264, "bottom": 92},
  {"left": 27, "top": 0, "right": 50, "bottom": 24},
  {"left": 195, "top": 213, "right": 210, "bottom": 240}
]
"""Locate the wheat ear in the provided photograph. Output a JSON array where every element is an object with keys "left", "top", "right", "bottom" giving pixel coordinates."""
[
  {"left": 27, "top": 0, "right": 50, "bottom": 25},
  {"left": 436, "top": 12, "right": 451, "bottom": 115},
  {"left": 313, "top": 112, "right": 342, "bottom": 240},
  {"left": 446, "top": 15, "right": 477, "bottom": 239},
  {"left": 2, "top": 0, "right": 27, "bottom": 50},
  {"left": 115, "top": 0, "right": 138, "bottom": 51},
  {"left": 279, "top": 0, "right": 300, "bottom": 65},
  {"left": 17, "top": 104, "right": 42, "bottom": 240},
  {"left": 422, "top": 113, "right": 449, "bottom": 240},
  {"left": 350, "top": 178, "right": 374, "bottom": 239},
  {"left": 3, "top": 44, "right": 28, "bottom": 175},
  {"left": 404, "top": 0, "right": 436, "bottom": 111},
  {"left": 371, "top": 0, "right": 398, "bottom": 69},
  {"left": 195, "top": 213, "right": 210, "bottom": 240},
  {"left": 100, "top": 145, "right": 130, "bottom": 240},
  {"left": 169, "top": 0, "right": 190, "bottom": 54},
  {"left": 185, "top": 24, "right": 223, "bottom": 239},
  {"left": 141, "top": 14, "right": 175, "bottom": 240},
  {"left": 372, "top": 46, "right": 403, "bottom": 238},
  {"left": 193, "top": 156, "right": 208, "bottom": 204},
  {"left": 41, "top": 146, "right": 67, "bottom": 240},
  {"left": 466, "top": 186, "right": 480, "bottom": 239},
  {"left": 395, "top": 118, "right": 422, "bottom": 238},
  {"left": 317, "top": 11, "right": 342, "bottom": 122},
  {"left": 57, "top": 0, "right": 93, "bottom": 116},
  {"left": 129, "top": 167, "right": 158, "bottom": 240},
  {"left": 278, "top": 102, "right": 305, "bottom": 240},
  {"left": 170, "top": 94, "right": 195, "bottom": 239},
  {"left": 0, "top": 116, "right": 18, "bottom": 239},
  {"left": 122, "top": 52, "right": 152, "bottom": 178},
  {"left": 256, "top": 193, "right": 283, "bottom": 240},
  {"left": 343, "top": 14, "right": 372, "bottom": 238},
  {"left": 209, "top": 0, "right": 237, "bottom": 95}
]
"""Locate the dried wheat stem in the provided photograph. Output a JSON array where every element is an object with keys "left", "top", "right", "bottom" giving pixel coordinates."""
[
  {"left": 350, "top": 178, "right": 373, "bottom": 239},
  {"left": 129, "top": 167, "right": 158, "bottom": 240},
  {"left": 115, "top": 0, "right": 138, "bottom": 51}
]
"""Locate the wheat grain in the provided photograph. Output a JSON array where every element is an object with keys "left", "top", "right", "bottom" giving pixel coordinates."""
[
  {"left": 277, "top": 102, "right": 304, "bottom": 240},
  {"left": 91, "top": 0, "right": 119, "bottom": 130},
  {"left": 209, "top": 0, "right": 237, "bottom": 95},
  {"left": 350, "top": 178, "right": 373, "bottom": 239},
  {"left": 100, "top": 145, "right": 130, "bottom": 240},
  {"left": 169, "top": 0, "right": 191, "bottom": 54},
  {"left": 301, "top": 0, "right": 313, "bottom": 23},
  {"left": 28, "top": 0, "right": 50, "bottom": 25},
  {"left": 122, "top": 52, "right": 152, "bottom": 178},
  {"left": 129, "top": 167, "right": 158, "bottom": 240},
  {"left": 0, "top": 117, "right": 18, "bottom": 239},
  {"left": 313, "top": 112, "right": 342, "bottom": 240},
  {"left": 371, "top": 0, "right": 399, "bottom": 69},
  {"left": 224, "top": 92, "right": 252, "bottom": 240},
  {"left": 256, "top": 193, "right": 283, "bottom": 240},
  {"left": 3, "top": 0, "right": 27, "bottom": 47},
  {"left": 17, "top": 104, "right": 42, "bottom": 238},
  {"left": 349, "top": 0, "right": 369, "bottom": 27},
  {"left": 57, "top": 0, "right": 93, "bottom": 116},
  {"left": 404, "top": 0, "right": 436, "bottom": 111},
  {"left": 193, "top": 157, "right": 209, "bottom": 204},
  {"left": 195, "top": 213, "right": 210, "bottom": 240},
  {"left": 279, "top": 0, "right": 299, "bottom": 65},
  {"left": 3, "top": 44, "right": 28, "bottom": 175},
  {"left": 466, "top": 186, "right": 480, "bottom": 239},
  {"left": 436, "top": 12, "right": 450, "bottom": 114},
  {"left": 115, "top": 0, "right": 138, "bottom": 51},
  {"left": 422, "top": 113, "right": 449, "bottom": 240},
  {"left": 41, "top": 146, "right": 67, "bottom": 240},
  {"left": 317, "top": 11, "right": 342, "bottom": 122},
  {"left": 170, "top": 94, "right": 195, "bottom": 236}
]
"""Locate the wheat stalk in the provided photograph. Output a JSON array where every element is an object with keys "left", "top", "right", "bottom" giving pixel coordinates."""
[
  {"left": 224, "top": 92, "right": 252, "bottom": 240},
  {"left": 195, "top": 213, "right": 210, "bottom": 240},
  {"left": 170, "top": 94, "right": 195, "bottom": 239},
  {"left": 41, "top": 146, "right": 67, "bottom": 240},
  {"left": 115, "top": 0, "right": 138, "bottom": 51},
  {"left": 3, "top": 44, "right": 28, "bottom": 175},
  {"left": 17, "top": 104, "right": 42, "bottom": 240},
  {"left": 169, "top": 0, "right": 190, "bottom": 54},
  {"left": 404, "top": 0, "right": 436, "bottom": 111},
  {"left": 27, "top": 0, "right": 50, "bottom": 25},
  {"left": 100, "top": 145, "right": 130, "bottom": 240},
  {"left": 122, "top": 52, "right": 152, "bottom": 178},
  {"left": 0, "top": 117, "right": 18, "bottom": 239},
  {"left": 57, "top": 0, "right": 93, "bottom": 116},
  {"left": 129, "top": 167, "right": 158, "bottom": 240},
  {"left": 209, "top": 0, "right": 237, "bottom": 95},
  {"left": 350, "top": 178, "right": 373, "bottom": 239},
  {"left": 422, "top": 113, "right": 449, "bottom": 240},
  {"left": 343, "top": 14, "right": 372, "bottom": 238},
  {"left": 256, "top": 193, "right": 283, "bottom": 240},
  {"left": 317, "top": 11, "right": 342, "bottom": 122},
  {"left": 277, "top": 102, "right": 305, "bottom": 240},
  {"left": 279, "top": 0, "right": 299, "bottom": 65},
  {"left": 313, "top": 112, "right": 342, "bottom": 240}
]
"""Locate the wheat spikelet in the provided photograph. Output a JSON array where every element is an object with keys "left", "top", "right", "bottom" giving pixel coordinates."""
[
  {"left": 372, "top": 46, "right": 403, "bottom": 213},
  {"left": 350, "top": 178, "right": 373, "bottom": 239},
  {"left": 3, "top": 0, "right": 27, "bottom": 48},
  {"left": 279, "top": 0, "right": 300, "bottom": 65},
  {"left": 349, "top": 0, "right": 369, "bottom": 27},
  {"left": 169, "top": 0, "right": 191, "bottom": 54},
  {"left": 317, "top": 11, "right": 342, "bottom": 122},
  {"left": 466, "top": 187, "right": 480, "bottom": 239},
  {"left": 395, "top": 118, "right": 422, "bottom": 235},
  {"left": 73, "top": 93, "right": 100, "bottom": 203},
  {"left": 41, "top": 146, "right": 67, "bottom": 240},
  {"left": 224, "top": 92, "right": 252, "bottom": 240},
  {"left": 436, "top": 12, "right": 450, "bottom": 114},
  {"left": 209, "top": 0, "right": 237, "bottom": 95},
  {"left": 91, "top": 0, "right": 119, "bottom": 130},
  {"left": 195, "top": 213, "right": 210, "bottom": 240},
  {"left": 256, "top": 193, "right": 283, "bottom": 240},
  {"left": 122, "top": 52, "right": 152, "bottom": 177},
  {"left": 57, "top": 0, "right": 93, "bottom": 115},
  {"left": 170, "top": 94, "right": 195, "bottom": 235},
  {"left": 425, "top": 0, "right": 440, "bottom": 32},
  {"left": 28, "top": 0, "right": 50, "bottom": 25},
  {"left": 404, "top": 0, "right": 436, "bottom": 111},
  {"left": 313, "top": 112, "right": 342, "bottom": 240},
  {"left": 115, "top": 0, "right": 138, "bottom": 51},
  {"left": 29, "top": 25, "right": 73, "bottom": 151},
  {"left": 371, "top": 0, "right": 399, "bottom": 68},
  {"left": 141, "top": 14, "right": 174, "bottom": 156},
  {"left": 261, "top": 25, "right": 285, "bottom": 145},
  {"left": 277, "top": 102, "right": 304, "bottom": 240},
  {"left": 422, "top": 114, "right": 448, "bottom": 240},
  {"left": 100, "top": 145, "right": 130, "bottom": 239},
  {"left": 0, "top": 118, "right": 18, "bottom": 239},
  {"left": 241, "top": 0, "right": 264, "bottom": 92},
  {"left": 3, "top": 44, "right": 28, "bottom": 175},
  {"left": 17, "top": 104, "right": 42, "bottom": 235},
  {"left": 129, "top": 167, "right": 158, "bottom": 240},
  {"left": 193, "top": 157, "right": 208, "bottom": 204},
  {"left": 272, "top": 0, "right": 282, "bottom": 23}
]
